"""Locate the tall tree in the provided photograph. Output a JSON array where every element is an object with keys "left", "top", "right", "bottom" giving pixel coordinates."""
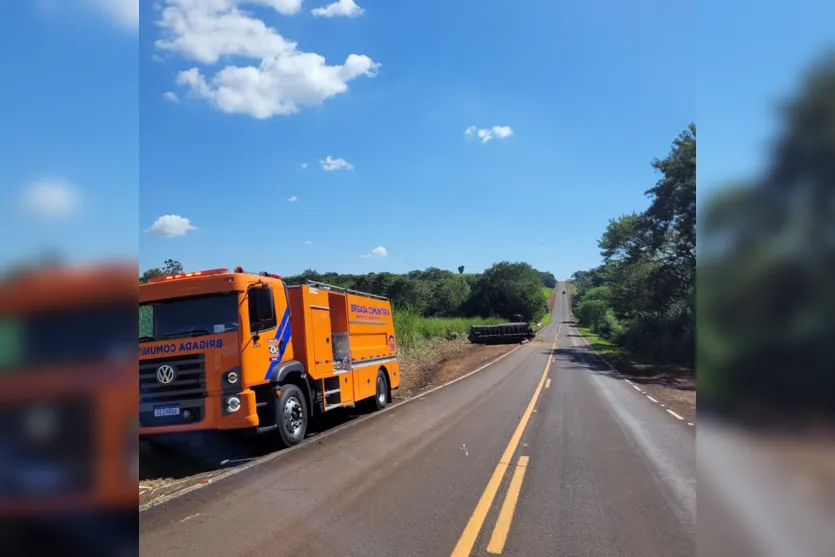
[
  {"left": 642, "top": 123, "right": 696, "bottom": 293},
  {"left": 469, "top": 262, "right": 547, "bottom": 321},
  {"left": 140, "top": 268, "right": 164, "bottom": 284},
  {"left": 162, "top": 259, "right": 183, "bottom": 275}
]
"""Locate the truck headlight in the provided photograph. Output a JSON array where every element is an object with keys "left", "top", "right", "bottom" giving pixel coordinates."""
[
  {"left": 226, "top": 370, "right": 239, "bottom": 384},
  {"left": 226, "top": 396, "right": 241, "bottom": 413}
]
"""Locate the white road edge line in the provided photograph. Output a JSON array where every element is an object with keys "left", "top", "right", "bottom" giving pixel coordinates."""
[
  {"left": 646, "top": 396, "right": 659, "bottom": 403},
  {"left": 140, "top": 336, "right": 531, "bottom": 512},
  {"left": 575, "top": 328, "right": 694, "bottom": 427},
  {"left": 632, "top": 385, "right": 643, "bottom": 392}
]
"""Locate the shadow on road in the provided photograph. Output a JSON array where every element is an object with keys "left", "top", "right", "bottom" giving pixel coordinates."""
[
  {"left": 555, "top": 343, "right": 695, "bottom": 392},
  {"left": 140, "top": 406, "right": 371, "bottom": 482}
]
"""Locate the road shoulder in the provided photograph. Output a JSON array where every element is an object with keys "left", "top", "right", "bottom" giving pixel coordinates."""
[{"left": 574, "top": 324, "right": 696, "bottom": 425}]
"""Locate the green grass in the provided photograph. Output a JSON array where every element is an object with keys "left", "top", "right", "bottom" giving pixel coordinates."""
[
  {"left": 576, "top": 326, "right": 623, "bottom": 360},
  {"left": 536, "top": 286, "right": 554, "bottom": 328},
  {"left": 394, "top": 309, "right": 503, "bottom": 351}
]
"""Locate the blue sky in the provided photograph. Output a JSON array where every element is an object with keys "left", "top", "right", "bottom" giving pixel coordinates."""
[
  {"left": 0, "top": 0, "right": 138, "bottom": 267},
  {"left": 0, "top": 0, "right": 829, "bottom": 280}
]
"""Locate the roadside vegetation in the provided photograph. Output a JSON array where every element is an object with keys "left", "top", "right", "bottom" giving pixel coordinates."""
[
  {"left": 393, "top": 310, "right": 503, "bottom": 351},
  {"left": 569, "top": 124, "right": 695, "bottom": 391},
  {"left": 539, "top": 287, "right": 554, "bottom": 327},
  {"left": 140, "top": 261, "right": 558, "bottom": 379}
]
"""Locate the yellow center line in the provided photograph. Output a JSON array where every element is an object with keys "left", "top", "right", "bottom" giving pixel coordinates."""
[
  {"left": 486, "top": 456, "right": 530, "bottom": 554},
  {"left": 449, "top": 326, "right": 559, "bottom": 557}
]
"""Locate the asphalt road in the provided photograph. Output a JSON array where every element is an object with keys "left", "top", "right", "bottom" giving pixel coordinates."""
[{"left": 140, "top": 282, "right": 695, "bottom": 556}]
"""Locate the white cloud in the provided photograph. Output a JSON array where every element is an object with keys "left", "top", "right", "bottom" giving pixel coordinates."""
[
  {"left": 362, "top": 246, "right": 387, "bottom": 258},
  {"left": 465, "top": 124, "right": 514, "bottom": 143},
  {"left": 163, "top": 91, "right": 179, "bottom": 102},
  {"left": 288, "top": 195, "right": 298, "bottom": 202},
  {"left": 301, "top": 162, "right": 308, "bottom": 169},
  {"left": 321, "top": 155, "right": 354, "bottom": 171},
  {"left": 304, "top": 240, "right": 313, "bottom": 245},
  {"left": 88, "top": 0, "right": 139, "bottom": 30},
  {"left": 155, "top": 0, "right": 380, "bottom": 119},
  {"left": 145, "top": 214, "right": 198, "bottom": 237},
  {"left": 492, "top": 125, "right": 513, "bottom": 139},
  {"left": 311, "top": 0, "right": 364, "bottom": 18},
  {"left": 20, "top": 179, "right": 79, "bottom": 218}
]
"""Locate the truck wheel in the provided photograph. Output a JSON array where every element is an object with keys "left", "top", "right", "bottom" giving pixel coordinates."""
[
  {"left": 369, "top": 369, "right": 390, "bottom": 411},
  {"left": 275, "top": 384, "right": 308, "bottom": 448}
]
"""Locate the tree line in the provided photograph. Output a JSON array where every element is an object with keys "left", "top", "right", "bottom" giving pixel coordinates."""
[
  {"left": 570, "top": 123, "right": 695, "bottom": 366},
  {"left": 141, "top": 260, "right": 556, "bottom": 323}
]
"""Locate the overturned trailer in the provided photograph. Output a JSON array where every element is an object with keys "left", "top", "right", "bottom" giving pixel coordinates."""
[{"left": 468, "top": 322, "right": 535, "bottom": 345}]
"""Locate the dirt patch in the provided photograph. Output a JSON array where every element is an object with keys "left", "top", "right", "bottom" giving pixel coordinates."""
[
  {"left": 140, "top": 468, "right": 227, "bottom": 509},
  {"left": 638, "top": 381, "right": 696, "bottom": 423},
  {"left": 396, "top": 338, "right": 517, "bottom": 399},
  {"left": 612, "top": 360, "right": 695, "bottom": 422}
]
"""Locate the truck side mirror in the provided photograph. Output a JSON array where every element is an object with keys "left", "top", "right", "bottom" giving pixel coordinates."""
[{"left": 248, "top": 286, "right": 276, "bottom": 339}]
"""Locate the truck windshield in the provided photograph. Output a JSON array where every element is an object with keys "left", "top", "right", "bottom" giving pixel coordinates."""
[
  {"left": 0, "top": 304, "right": 137, "bottom": 369},
  {"left": 140, "top": 292, "right": 239, "bottom": 342}
]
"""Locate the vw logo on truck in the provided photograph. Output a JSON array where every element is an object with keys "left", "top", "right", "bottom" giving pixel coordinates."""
[{"left": 156, "top": 364, "right": 176, "bottom": 385}]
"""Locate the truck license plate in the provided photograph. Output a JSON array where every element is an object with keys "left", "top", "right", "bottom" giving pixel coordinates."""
[{"left": 153, "top": 405, "right": 180, "bottom": 418}]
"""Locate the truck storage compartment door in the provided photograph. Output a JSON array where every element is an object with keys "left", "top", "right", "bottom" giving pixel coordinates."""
[{"left": 310, "top": 306, "right": 334, "bottom": 376}]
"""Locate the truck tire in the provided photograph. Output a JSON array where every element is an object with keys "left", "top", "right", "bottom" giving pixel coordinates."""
[
  {"left": 275, "top": 384, "right": 308, "bottom": 448},
  {"left": 368, "top": 369, "right": 390, "bottom": 411}
]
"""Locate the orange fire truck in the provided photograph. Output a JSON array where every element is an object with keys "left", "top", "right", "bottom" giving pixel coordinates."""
[
  {"left": 0, "top": 263, "right": 137, "bottom": 555},
  {"left": 139, "top": 267, "right": 400, "bottom": 447}
]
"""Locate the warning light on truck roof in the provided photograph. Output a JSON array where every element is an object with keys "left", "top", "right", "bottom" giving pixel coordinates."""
[{"left": 146, "top": 267, "right": 229, "bottom": 283}]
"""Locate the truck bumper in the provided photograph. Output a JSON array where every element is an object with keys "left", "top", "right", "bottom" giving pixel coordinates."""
[{"left": 139, "top": 390, "right": 259, "bottom": 435}]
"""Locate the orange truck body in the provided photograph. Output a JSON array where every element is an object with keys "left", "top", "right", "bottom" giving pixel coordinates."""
[{"left": 138, "top": 268, "right": 400, "bottom": 438}]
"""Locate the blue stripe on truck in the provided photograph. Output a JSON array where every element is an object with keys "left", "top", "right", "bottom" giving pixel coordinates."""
[{"left": 264, "top": 307, "right": 291, "bottom": 381}]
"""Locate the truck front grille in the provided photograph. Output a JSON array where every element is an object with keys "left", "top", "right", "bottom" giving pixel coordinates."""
[{"left": 139, "top": 354, "right": 207, "bottom": 427}]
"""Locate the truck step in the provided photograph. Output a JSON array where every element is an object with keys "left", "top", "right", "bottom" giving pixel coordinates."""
[
  {"left": 324, "top": 389, "right": 341, "bottom": 396},
  {"left": 256, "top": 424, "right": 279, "bottom": 434},
  {"left": 323, "top": 403, "right": 344, "bottom": 411}
]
